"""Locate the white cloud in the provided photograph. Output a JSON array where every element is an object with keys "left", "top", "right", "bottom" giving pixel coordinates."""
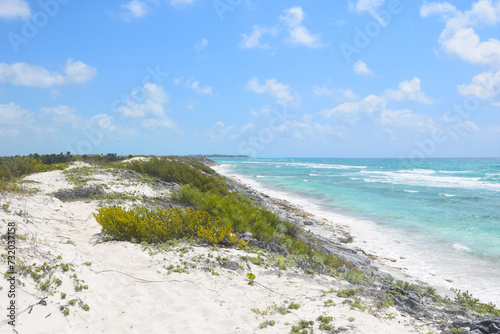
[
  {"left": 240, "top": 25, "right": 279, "bottom": 49},
  {"left": 313, "top": 85, "right": 358, "bottom": 102},
  {"left": 280, "top": 6, "right": 323, "bottom": 48},
  {"left": 420, "top": 1, "right": 457, "bottom": 17},
  {"left": 379, "top": 109, "right": 438, "bottom": 133},
  {"left": 458, "top": 70, "right": 500, "bottom": 100},
  {"left": 0, "top": 0, "right": 30, "bottom": 19},
  {"left": 351, "top": 0, "right": 388, "bottom": 26},
  {"left": 249, "top": 104, "right": 273, "bottom": 117},
  {"left": 240, "top": 123, "right": 255, "bottom": 134},
  {"left": 0, "top": 59, "right": 97, "bottom": 88},
  {"left": 141, "top": 117, "right": 181, "bottom": 133},
  {"left": 121, "top": 0, "right": 148, "bottom": 20},
  {"left": 202, "top": 121, "right": 257, "bottom": 141},
  {"left": 384, "top": 77, "right": 436, "bottom": 104},
  {"left": 247, "top": 77, "right": 301, "bottom": 107},
  {"left": 0, "top": 103, "right": 35, "bottom": 137},
  {"left": 86, "top": 113, "right": 118, "bottom": 133},
  {"left": 204, "top": 121, "right": 235, "bottom": 140},
  {"left": 321, "top": 94, "right": 385, "bottom": 120},
  {"left": 40, "top": 105, "right": 79, "bottom": 126},
  {"left": 240, "top": 6, "right": 322, "bottom": 49},
  {"left": 353, "top": 60, "right": 374, "bottom": 76},
  {"left": 195, "top": 38, "right": 208, "bottom": 52},
  {"left": 321, "top": 78, "right": 438, "bottom": 133},
  {"left": 117, "top": 83, "right": 169, "bottom": 118},
  {"left": 458, "top": 120, "right": 480, "bottom": 133},
  {"left": 186, "top": 80, "right": 213, "bottom": 96},
  {"left": 421, "top": 0, "right": 500, "bottom": 67}
]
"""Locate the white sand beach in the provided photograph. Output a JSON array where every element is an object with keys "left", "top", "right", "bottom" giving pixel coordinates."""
[{"left": 0, "top": 163, "right": 451, "bottom": 333}]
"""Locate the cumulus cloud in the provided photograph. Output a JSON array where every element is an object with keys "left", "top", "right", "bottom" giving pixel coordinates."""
[
  {"left": 350, "top": 0, "right": 389, "bottom": 26},
  {"left": 458, "top": 70, "right": 500, "bottom": 101},
  {"left": 247, "top": 77, "right": 301, "bottom": 107},
  {"left": 280, "top": 6, "right": 324, "bottom": 48},
  {"left": 0, "top": 103, "right": 35, "bottom": 138},
  {"left": 121, "top": 0, "right": 148, "bottom": 20},
  {"left": 320, "top": 78, "right": 438, "bottom": 133},
  {"left": 384, "top": 77, "right": 436, "bottom": 104},
  {"left": 0, "top": 59, "right": 97, "bottom": 88},
  {"left": 117, "top": 83, "right": 170, "bottom": 118},
  {"left": 240, "top": 25, "right": 279, "bottom": 49},
  {"left": 421, "top": 0, "right": 500, "bottom": 67},
  {"left": 353, "top": 60, "right": 374, "bottom": 76},
  {"left": 313, "top": 86, "right": 359, "bottom": 102},
  {"left": 0, "top": 0, "right": 30, "bottom": 19},
  {"left": 40, "top": 105, "right": 80, "bottom": 127},
  {"left": 186, "top": 80, "right": 213, "bottom": 96},
  {"left": 240, "top": 6, "right": 323, "bottom": 49}
]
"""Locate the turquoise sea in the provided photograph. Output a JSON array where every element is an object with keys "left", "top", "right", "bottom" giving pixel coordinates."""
[{"left": 213, "top": 158, "right": 500, "bottom": 305}]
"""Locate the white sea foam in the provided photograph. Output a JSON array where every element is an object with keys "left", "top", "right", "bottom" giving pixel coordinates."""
[
  {"left": 441, "top": 193, "right": 456, "bottom": 197},
  {"left": 404, "top": 190, "right": 419, "bottom": 193},
  {"left": 285, "top": 162, "right": 367, "bottom": 170},
  {"left": 358, "top": 169, "right": 500, "bottom": 191},
  {"left": 453, "top": 243, "right": 471, "bottom": 252}
]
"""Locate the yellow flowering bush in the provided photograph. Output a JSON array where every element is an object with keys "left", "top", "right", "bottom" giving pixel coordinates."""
[{"left": 94, "top": 206, "right": 239, "bottom": 245}]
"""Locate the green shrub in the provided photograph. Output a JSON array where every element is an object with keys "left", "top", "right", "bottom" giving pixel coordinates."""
[
  {"left": 93, "top": 206, "right": 238, "bottom": 245},
  {"left": 124, "top": 156, "right": 228, "bottom": 195}
]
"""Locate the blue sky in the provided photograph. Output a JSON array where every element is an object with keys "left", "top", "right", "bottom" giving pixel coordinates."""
[{"left": 0, "top": 0, "right": 499, "bottom": 158}]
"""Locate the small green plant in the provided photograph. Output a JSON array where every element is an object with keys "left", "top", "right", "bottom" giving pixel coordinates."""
[
  {"left": 348, "top": 317, "right": 355, "bottom": 322},
  {"left": 350, "top": 298, "right": 365, "bottom": 311},
  {"left": 324, "top": 299, "right": 335, "bottom": 307},
  {"left": 241, "top": 255, "right": 263, "bottom": 266},
  {"left": 68, "top": 299, "right": 77, "bottom": 306},
  {"left": 298, "top": 320, "right": 314, "bottom": 328},
  {"left": 343, "top": 270, "right": 367, "bottom": 285},
  {"left": 61, "top": 307, "right": 69, "bottom": 316},
  {"left": 316, "top": 315, "right": 333, "bottom": 323},
  {"left": 84, "top": 262, "right": 92, "bottom": 266},
  {"left": 61, "top": 292, "right": 67, "bottom": 299},
  {"left": 60, "top": 263, "right": 70, "bottom": 272},
  {"left": 305, "top": 268, "right": 315, "bottom": 275},
  {"left": 259, "top": 320, "right": 276, "bottom": 328},
  {"left": 247, "top": 272, "right": 256, "bottom": 285},
  {"left": 288, "top": 302, "right": 300, "bottom": 310},
  {"left": 337, "top": 288, "right": 363, "bottom": 298},
  {"left": 74, "top": 284, "right": 88, "bottom": 292},
  {"left": 82, "top": 304, "right": 90, "bottom": 312}
]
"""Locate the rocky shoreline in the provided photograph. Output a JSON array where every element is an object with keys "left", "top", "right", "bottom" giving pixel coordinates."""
[{"left": 219, "top": 165, "right": 500, "bottom": 334}]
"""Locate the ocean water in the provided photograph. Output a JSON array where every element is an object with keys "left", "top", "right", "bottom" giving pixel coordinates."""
[{"left": 212, "top": 158, "right": 500, "bottom": 305}]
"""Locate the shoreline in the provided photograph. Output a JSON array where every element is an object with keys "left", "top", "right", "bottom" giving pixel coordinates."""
[
  {"left": 1, "top": 159, "right": 498, "bottom": 333},
  {"left": 215, "top": 163, "right": 500, "bottom": 306}
]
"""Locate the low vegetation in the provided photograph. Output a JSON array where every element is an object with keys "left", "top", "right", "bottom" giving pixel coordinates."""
[{"left": 94, "top": 206, "right": 239, "bottom": 245}]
